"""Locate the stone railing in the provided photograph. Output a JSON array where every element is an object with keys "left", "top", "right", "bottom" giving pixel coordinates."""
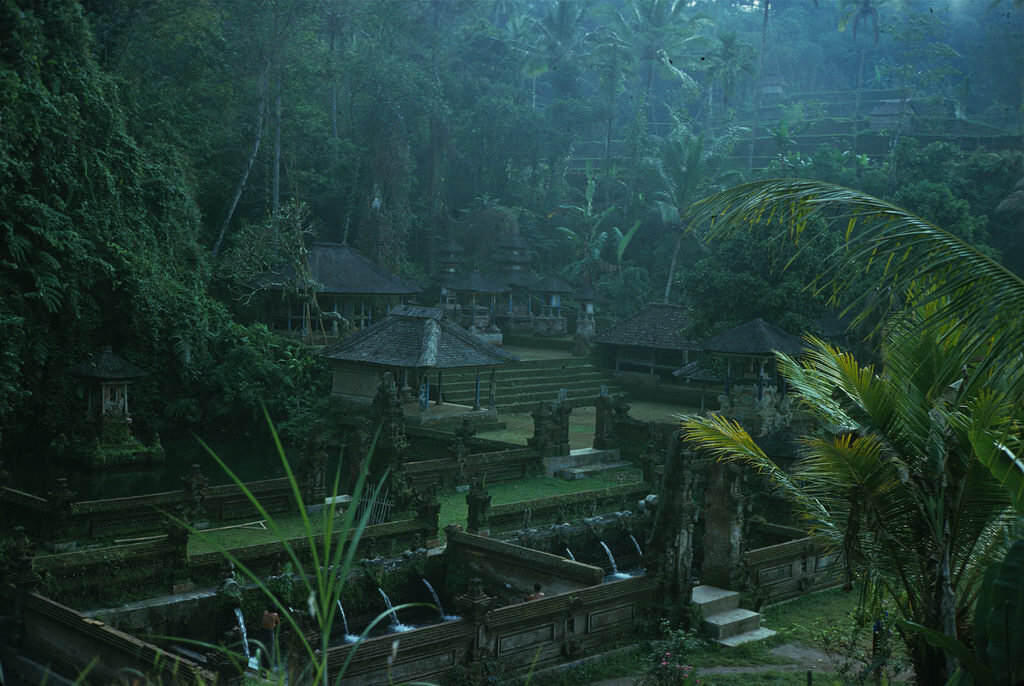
[
  {"left": 487, "top": 483, "right": 650, "bottom": 533},
  {"left": 405, "top": 447, "right": 541, "bottom": 490},
  {"left": 17, "top": 592, "right": 214, "bottom": 685},
  {"left": 2, "top": 477, "right": 298, "bottom": 542},
  {"left": 34, "top": 516, "right": 438, "bottom": 608},
  {"left": 743, "top": 524, "right": 844, "bottom": 605},
  {"left": 325, "top": 531, "right": 657, "bottom": 684}
]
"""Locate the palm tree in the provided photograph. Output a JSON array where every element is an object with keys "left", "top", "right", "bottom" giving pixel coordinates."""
[
  {"left": 682, "top": 322, "right": 1018, "bottom": 683},
  {"left": 679, "top": 178, "right": 1024, "bottom": 683}
]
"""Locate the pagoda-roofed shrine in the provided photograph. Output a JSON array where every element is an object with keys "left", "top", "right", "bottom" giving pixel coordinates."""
[
  {"left": 435, "top": 234, "right": 575, "bottom": 337},
  {"left": 67, "top": 347, "right": 162, "bottom": 467},
  {"left": 321, "top": 306, "right": 517, "bottom": 413},
  {"left": 594, "top": 303, "right": 700, "bottom": 377},
  {"left": 700, "top": 317, "right": 804, "bottom": 389},
  {"left": 68, "top": 346, "right": 148, "bottom": 422}
]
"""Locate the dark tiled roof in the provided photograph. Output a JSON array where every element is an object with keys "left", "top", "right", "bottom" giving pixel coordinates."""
[
  {"left": 594, "top": 303, "right": 699, "bottom": 350},
  {"left": 68, "top": 346, "right": 149, "bottom": 380},
  {"left": 672, "top": 361, "right": 721, "bottom": 383},
  {"left": 443, "top": 270, "right": 570, "bottom": 294},
  {"left": 701, "top": 318, "right": 804, "bottom": 356},
  {"left": 307, "top": 243, "right": 421, "bottom": 295},
  {"left": 321, "top": 307, "right": 517, "bottom": 369}
]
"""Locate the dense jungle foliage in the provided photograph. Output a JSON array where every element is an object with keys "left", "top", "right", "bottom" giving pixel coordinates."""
[{"left": 1, "top": 0, "right": 1022, "bottom": 455}]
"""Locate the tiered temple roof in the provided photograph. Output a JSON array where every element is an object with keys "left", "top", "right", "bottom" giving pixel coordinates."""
[{"left": 321, "top": 306, "right": 517, "bottom": 369}]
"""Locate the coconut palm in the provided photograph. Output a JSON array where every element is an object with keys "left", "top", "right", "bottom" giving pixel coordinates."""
[
  {"left": 682, "top": 318, "right": 1019, "bottom": 683},
  {"left": 678, "top": 177, "right": 1024, "bottom": 682}
]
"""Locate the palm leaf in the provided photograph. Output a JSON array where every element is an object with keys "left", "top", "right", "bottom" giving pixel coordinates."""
[{"left": 684, "top": 179, "right": 1024, "bottom": 396}]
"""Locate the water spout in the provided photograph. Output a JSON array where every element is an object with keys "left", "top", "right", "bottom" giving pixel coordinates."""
[
  {"left": 422, "top": 578, "right": 457, "bottom": 621},
  {"left": 629, "top": 534, "right": 644, "bottom": 559},
  {"left": 599, "top": 540, "right": 631, "bottom": 579},
  {"left": 337, "top": 599, "right": 359, "bottom": 643},
  {"left": 378, "top": 588, "right": 413, "bottom": 632},
  {"left": 565, "top": 547, "right": 576, "bottom": 561},
  {"left": 233, "top": 607, "right": 251, "bottom": 660}
]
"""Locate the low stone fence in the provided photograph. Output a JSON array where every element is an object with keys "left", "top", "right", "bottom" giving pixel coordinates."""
[
  {"left": 326, "top": 530, "right": 657, "bottom": 684},
  {"left": 406, "top": 425, "right": 521, "bottom": 455},
  {"left": 487, "top": 483, "right": 650, "bottom": 534},
  {"left": 15, "top": 592, "right": 214, "bottom": 685},
  {"left": 743, "top": 524, "right": 844, "bottom": 605},
  {"left": 34, "top": 516, "right": 437, "bottom": 608},
  {"left": 2, "top": 476, "right": 298, "bottom": 543},
  {"left": 405, "top": 447, "right": 541, "bottom": 490}
]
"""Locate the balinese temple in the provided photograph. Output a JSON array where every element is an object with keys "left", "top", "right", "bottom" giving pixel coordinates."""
[
  {"left": 320, "top": 306, "right": 517, "bottom": 418},
  {"left": 594, "top": 303, "right": 699, "bottom": 377},
  {"left": 68, "top": 347, "right": 163, "bottom": 467},
  {"left": 436, "top": 236, "right": 574, "bottom": 337},
  {"left": 699, "top": 318, "right": 804, "bottom": 392},
  {"left": 258, "top": 242, "right": 421, "bottom": 338}
]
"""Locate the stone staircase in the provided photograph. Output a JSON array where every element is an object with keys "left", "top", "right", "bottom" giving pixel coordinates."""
[
  {"left": 691, "top": 584, "right": 777, "bottom": 647},
  {"left": 440, "top": 358, "right": 621, "bottom": 414}
]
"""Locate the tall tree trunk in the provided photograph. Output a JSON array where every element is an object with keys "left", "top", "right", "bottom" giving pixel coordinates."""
[
  {"left": 273, "top": 67, "right": 282, "bottom": 216},
  {"left": 213, "top": 66, "right": 269, "bottom": 257},
  {"left": 747, "top": 0, "right": 769, "bottom": 174},
  {"left": 663, "top": 228, "right": 683, "bottom": 303}
]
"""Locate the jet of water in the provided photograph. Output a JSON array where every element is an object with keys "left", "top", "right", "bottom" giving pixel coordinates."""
[
  {"left": 598, "top": 540, "right": 620, "bottom": 575},
  {"left": 233, "top": 607, "right": 251, "bottom": 660},
  {"left": 565, "top": 547, "right": 576, "bottom": 561},
  {"left": 378, "top": 588, "right": 401, "bottom": 628},
  {"left": 422, "top": 578, "right": 446, "bottom": 620},
  {"left": 629, "top": 533, "right": 644, "bottom": 558}
]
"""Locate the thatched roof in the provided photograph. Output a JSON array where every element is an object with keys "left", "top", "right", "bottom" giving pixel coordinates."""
[
  {"left": 442, "top": 270, "right": 573, "bottom": 295},
  {"left": 258, "top": 243, "right": 421, "bottom": 296},
  {"left": 701, "top": 318, "right": 804, "bottom": 356},
  {"left": 321, "top": 306, "right": 517, "bottom": 369},
  {"left": 68, "top": 346, "right": 149, "bottom": 380},
  {"left": 594, "top": 303, "right": 699, "bottom": 350},
  {"left": 307, "top": 243, "right": 421, "bottom": 295}
]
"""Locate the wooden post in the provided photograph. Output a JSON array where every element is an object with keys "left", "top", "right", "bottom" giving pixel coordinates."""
[
  {"left": 436, "top": 370, "right": 444, "bottom": 405},
  {"left": 474, "top": 370, "right": 481, "bottom": 410}
]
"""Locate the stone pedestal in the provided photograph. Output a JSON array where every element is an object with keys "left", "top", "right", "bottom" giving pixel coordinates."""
[{"left": 702, "top": 461, "right": 745, "bottom": 589}]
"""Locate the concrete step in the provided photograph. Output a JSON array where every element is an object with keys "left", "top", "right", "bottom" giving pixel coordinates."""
[
  {"left": 556, "top": 462, "right": 632, "bottom": 480},
  {"left": 445, "top": 386, "right": 622, "bottom": 408},
  {"left": 691, "top": 584, "right": 740, "bottom": 616},
  {"left": 443, "top": 376, "right": 613, "bottom": 395},
  {"left": 702, "top": 608, "right": 762, "bottom": 640},
  {"left": 716, "top": 627, "right": 778, "bottom": 647}
]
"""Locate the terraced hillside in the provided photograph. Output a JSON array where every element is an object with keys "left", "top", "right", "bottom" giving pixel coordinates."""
[{"left": 440, "top": 357, "right": 621, "bottom": 414}]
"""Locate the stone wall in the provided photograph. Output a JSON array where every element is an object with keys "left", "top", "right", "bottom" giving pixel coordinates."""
[
  {"left": 743, "top": 523, "right": 844, "bottom": 606},
  {"left": 14, "top": 592, "right": 213, "bottom": 685}
]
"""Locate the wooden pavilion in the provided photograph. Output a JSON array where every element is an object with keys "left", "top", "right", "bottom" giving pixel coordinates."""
[
  {"left": 320, "top": 305, "right": 517, "bottom": 410},
  {"left": 594, "top": 303, "right": 700, "bottom": 377},
  {"left": 700, "top": 318, "right": 804, "bottom": 394}
]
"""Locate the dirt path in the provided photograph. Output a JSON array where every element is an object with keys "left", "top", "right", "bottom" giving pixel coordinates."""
[{"left": 592, "top": 642, "right": 835, "bottom": 685}]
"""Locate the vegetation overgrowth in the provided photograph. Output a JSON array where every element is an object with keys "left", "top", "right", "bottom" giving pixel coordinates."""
[{"left": 2, "top": 0, "right": 1022, "bottom": 463}]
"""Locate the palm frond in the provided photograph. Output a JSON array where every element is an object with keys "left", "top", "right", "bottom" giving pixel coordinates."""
[{"left": 684, "top": 179, "right": 1024, "bottom": 395}]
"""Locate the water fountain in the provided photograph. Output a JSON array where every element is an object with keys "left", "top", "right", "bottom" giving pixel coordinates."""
[
  {"left": 565, "top": 547, "right": 576, "bottom": 561},
  {"left": 233, "top": 607, "right": 251, "bottom": 660},
  {"left": 598, "top": 541, "right": 631, "bottom": 579},
  {"left": 378, "top": 588, "right": 413, "bottom": 632},
  {"left": 422, "top": 578, "right": 458, "bottom": 621},
  {"left": 337, "top": 599, "right": 359, "bottom": 643},
  {"left": 629, "top": 534, "right": 644, "bottom": 559}
]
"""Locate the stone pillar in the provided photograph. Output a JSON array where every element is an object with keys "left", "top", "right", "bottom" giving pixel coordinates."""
[
  {"left": 593, "top": 394, "right": 614, "bottom": 450},
  {"left": 466, "top": 478, "right": 492, "bottom": 535},
  {"left": 702, "top": 461, "right": 745, "bottom": 589},
  {"left": 48, "top": 476, "right": 76, "bottom": 535},
  {"left": 182, "top": 463, "right": 209, "bottom": 524},
  {"left": 473, "top": 370, "right": 482, "bottom": 410},
  {"left": 554, "top": 401, "right": 571, "bottom": 455},
  {"left": 645, "top": 430, "right": 697, "bottom": 628},
  {"left": 488, "top": 369, "right": 496, "bottom": 409},
  {"left": 456, "top": 577, "right": 495, "bottom": 680}
]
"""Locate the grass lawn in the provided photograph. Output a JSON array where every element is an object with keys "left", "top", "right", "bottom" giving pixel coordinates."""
[
  {"left": 438, "top": 467, "right": 643, "bottom": 540},
  {"left": 189, "top": 468, "right": 644, "bottom": 554}
]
